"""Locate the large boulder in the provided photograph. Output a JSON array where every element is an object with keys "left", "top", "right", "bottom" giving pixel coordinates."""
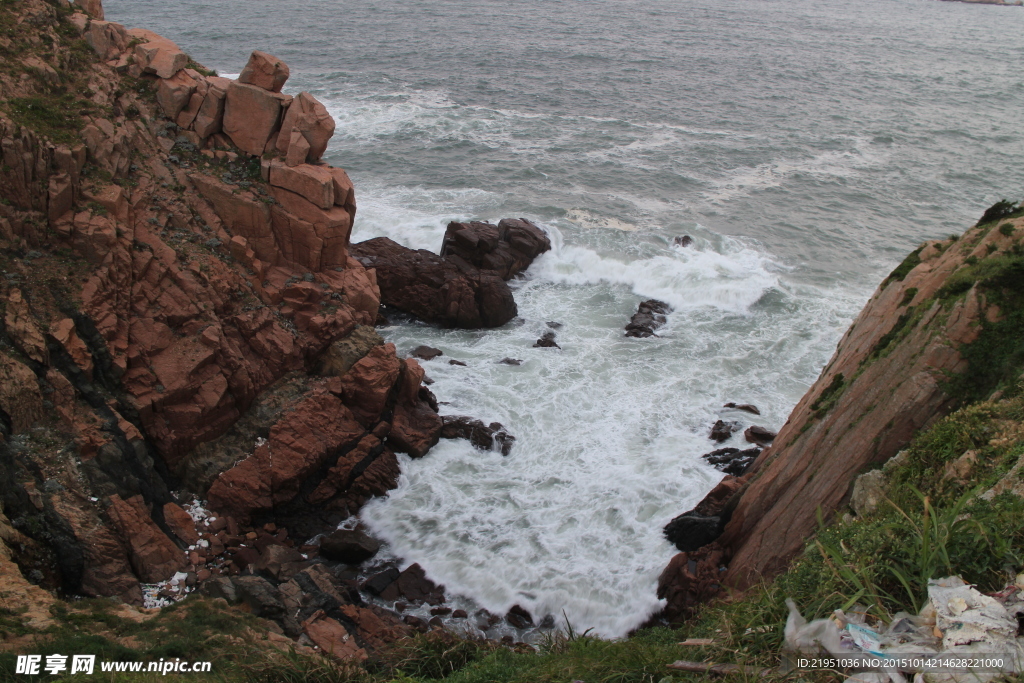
[
  {"left": 319, "top": 528, "right": 381, "bottom": 565},
  {"left": 222, "top": 82, "right": 290, "bottom": 157},
  {"left": 129, "top": 29, "right": 187, "bottom": 79},
  {"left": 193, "top": 77, "right": 231, "bottom": 139},
  {"left": 439, "top": 218, "right": 550, "bottom": 280},
  {"left": 276, "top": 92, "right": 336, "bottom": 163},
  {"left": 238, "top": 50, "right": 290, "bottom": 93},
  {"left": 349, "top": 237, "right": 517, "bottom": 328}
]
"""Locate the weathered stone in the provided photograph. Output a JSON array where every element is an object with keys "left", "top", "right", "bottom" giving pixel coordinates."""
[
  {"left": 277, "top": 92, "right": 335, "bottom": 163},
  {"left": 222, "top": 82, "right": 288, "bottom": 157},
  {"left": 84, "top": 20, "right": 127, "bottom": 61},
  {"left": 284, "top": 131, "right": 310, "bottom": 167},
  {"left": 319, "top": 528, "right": 381, "bottom": 565},
  {"left": 155, "top": 69, "right": 197, "bottom": 120},
  {"left": 268, "top": 161, "right": 334, "bottom": 209},
  {"left": 162, "top": 502, "right": 199, "bottom": 545},
  {"left": 105, "top": 495, "right": 185, "bottom": 583},
  {"left": 238, "top": 50, "right": 290, "bottom": 93},
  {"left": 131, "top": 30, "right": 187, "bottom": 79},
  {"left": 439, "top": 416, "right": 515, "bottom": 456},
  {"left": 350, "top": 237, "right": 517, "bottom": 328},
  {"left": 709, "top": 419, "right": 739, "bottom": 442},
  {"left": 744, "top": 425, "right": 777, "bottom": 446},
  {"left": 192, "top": 77, "right": 231, "bottom": 139},
  {"left": 439, "top": 218, "right": 551, "bottom": 280}
]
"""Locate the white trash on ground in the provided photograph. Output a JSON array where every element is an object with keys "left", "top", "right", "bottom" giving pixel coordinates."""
[{"left": 783, "top": 576, "right": 1024, "bottom": 683}]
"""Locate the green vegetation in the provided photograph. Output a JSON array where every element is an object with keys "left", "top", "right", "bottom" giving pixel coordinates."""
[
  {"left": 881, "top": 247, "right": 922, "bottom": 288},
  {"left": 975, "top": 199, "right": 1024, "bottom": 227},
  {"left": 4, "top": 96, "right": 92, "bottom": 145},
  {"left": 809, "top": 373, "right": 845, "bottom": 419}
]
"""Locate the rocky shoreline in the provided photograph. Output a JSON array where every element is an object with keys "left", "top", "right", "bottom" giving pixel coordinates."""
[{"left": 0, "top": 0, "right": 562, "bottom": 661}]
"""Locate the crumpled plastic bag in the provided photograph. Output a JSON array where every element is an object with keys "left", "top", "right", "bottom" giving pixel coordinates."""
[{"left": 785, "top": 577, "right": 1024, "bottom": 683}]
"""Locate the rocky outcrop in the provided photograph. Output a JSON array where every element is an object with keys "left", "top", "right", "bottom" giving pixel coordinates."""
[
  {"left": 439, "top": 218, "right": 551, "bottom": 280},
  {"left": 0, "top": 1, "right": 441, "bottom": 647},
  {"left": 658, "top": 208, "right": 1024, "bottom": 617},
  {"left": 350, "top": 237, "right": 518, "bottom": 328}
]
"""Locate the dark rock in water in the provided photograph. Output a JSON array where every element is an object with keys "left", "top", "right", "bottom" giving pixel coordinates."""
[
  {"left": 350, "top": 236, "right": 517, "bottom": 328},
  {"left": 411, "top": 345, "right": 443, "bottom": 360},
  {"left": 440, "top": 416, "right": 515, "bottom": 455},
  {"left": 439, "top": 218, "right": 551, "bottom": 280},
  {"left": 625, "top": 299, "right": 672, "bottom": 337},
  {"left": 663, "top": 513, "right": 724, "bottom": 552},
  {"left": 702, "top": 446, "right": 761, "bottom": 476},
  {"left": 430, "top": 606, "right": 452, "bottom": 616},
  {"left": 449, "top": 359, "right": 467, "bottom": 366},
  {"left": 506, "top": 604, "right": 534, "bottom": 629},
  {"left": 362, "top": 566, "right": 400, "bottom": 595},
  {"left": 452, "top": 609, "right": 468, "bottom": 619},
  {"left": 375, "top": 307, "right": 390, "bottom": 327},
  {"left": 745, "top": 425, "right": 777, "bottom": 446},
  {"left": 539, "top": 614, "right": 556, "bottom": 628},
  {"left": 500, "top": 358, "right": 523, "bottom": 366},
  {"left": 534, "top": 330, "right": 560, "bottom": 348},
  {"left": 723, "top": 402, "right": 760, "bottom": 415},
  {"left": 428, "top": 616, "right": 444, "bottom": 628},
  {"left": 673, "top": 235, "right": 694, "bottom": 247},
  {"left": 380, "top": 563, "right": 445, "bottom": 605},
  {"left": 319, "top": 528, "right": 381, "bottom": 565},
  {"left": 546, "top": 321, "right": 563, "bottom": 329},
  {"left": 422, "top": 374, "right": 434, "bottom": 385},
  {"left": 709, "top": 419, "right": 740, "bottom": 442}
]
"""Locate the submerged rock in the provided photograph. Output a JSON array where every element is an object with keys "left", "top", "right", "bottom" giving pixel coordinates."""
[
  {"left": 625, "top": 299, "right": 671, "bottom": 337},
  {"left": 709, "top": 419, "right": 740, "bottom": 442},
  {"left": 440, "top": 416, "right": 515, "bottom": 455},
  {"left": 673, "top": 235, "right": 694, "bottom": 247},
  {"left": 410, "top": 345, "right": 443, "bottom": 361},
  {"left": 533, "top": 331, "right": 560, "bottom": 348},
  {"left": 723, "top": 402, "right": 760, "bottom": 415}
]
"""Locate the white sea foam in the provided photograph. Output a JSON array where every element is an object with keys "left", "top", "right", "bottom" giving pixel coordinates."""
[{"left": 356, "top": 188, "right": 859, "bottom": 636}]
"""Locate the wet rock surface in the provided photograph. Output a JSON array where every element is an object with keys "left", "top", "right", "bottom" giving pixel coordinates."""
[
  {"left": 625, "top": 299, "right": 671, "bottom": 337},
  {"left": 709, "top": 419, "right": 740, "bottom": 442},
  {"left": 350, "top": 237, "right": 517, "bottom": 328},
  {"left": 533, "top": 331, "right": 560, "bottom": 348},
  {"left": 702, "top": 446, "right": 761, "bottom": 476},
  {"left": 440, "top": 416, "right": 515, "bottom": 455},
  {"left": 439, "top": 218, "right": 551, "bottom": 280}
]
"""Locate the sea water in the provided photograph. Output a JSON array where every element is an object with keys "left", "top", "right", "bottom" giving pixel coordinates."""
[{"left": 108, "top": 0, "right": 1024, "bottom": 636}]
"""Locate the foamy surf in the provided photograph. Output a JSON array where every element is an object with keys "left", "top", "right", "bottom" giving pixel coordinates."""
[{"left": 355, "top": 193, "right": 859, "bottom": 636}]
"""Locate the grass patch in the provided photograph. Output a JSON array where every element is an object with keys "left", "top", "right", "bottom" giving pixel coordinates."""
[
  {"left": 809, "top": 373, "right": 845, "bottom": 420},
  {"left": 881, "top": 247, "right": 922, "bottom": 288},
  {"left": 4, "top": 95, "right": 92, "bottom": 145}
]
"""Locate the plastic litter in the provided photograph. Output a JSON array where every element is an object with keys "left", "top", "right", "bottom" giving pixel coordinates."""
[{"left": 783, "top": 576, "right": 1024, "bottom": 683}]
